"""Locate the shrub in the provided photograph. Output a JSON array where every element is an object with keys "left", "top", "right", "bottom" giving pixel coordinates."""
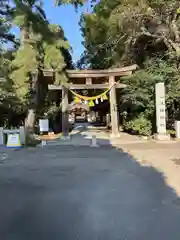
[
  {"left": 25, "top": 133, "right": 41, "bottom": 147},
  {"left": 123, "top": 114, "right": 152, "bottom": 136}
]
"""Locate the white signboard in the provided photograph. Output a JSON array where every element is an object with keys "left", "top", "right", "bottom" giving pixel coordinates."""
[
  {"left": 39, "top": 119, "right": 49, "bottom": 132},
  {"left": 6, "top": 134, "right": 21, "bottom": 148},
  {"left": 155, "top": 83, "right": 166, "bottom": 134}
]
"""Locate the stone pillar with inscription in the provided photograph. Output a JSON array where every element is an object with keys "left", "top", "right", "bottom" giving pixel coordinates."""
[
  {"left": 109, "top": 76, "right": 120, "bottom": 137},
  {"left": 175, "top": 121, "right": 180, "bottom": 139},
  {"left": 155, "top": 82, "right": 170, "bottom": 140}
]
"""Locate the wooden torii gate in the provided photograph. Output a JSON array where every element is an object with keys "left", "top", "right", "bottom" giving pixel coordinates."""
[{"left": 45, "top": 64, "right": 137, "bottom": 137}]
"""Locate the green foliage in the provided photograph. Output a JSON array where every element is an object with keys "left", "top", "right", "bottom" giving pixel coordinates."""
[
  {"left": 0, "top": 0, "right": 76, "bottom": 129},
  {"left": 123, "top": 114, "right": 152, "bottom": 136},
  {"left": 79, "top": 0, "right": 180, "bottom": 134},
  {"left": 40, "top": 24, "right": 71, "bottom": 88},
  {"left": 42, "top": 24, "right": 70, "bottom": 84},
  {"left": 0, "top": 48, "right": 25, "bottom": 126},
  {"left": 25, "top": 133, "right": 41, "bottom": 147},
  {"left": 10, "top": 43, "right": 38, "bottom": 100},
  {"left": 0, "top": 50, "right": 13, "bottom": 103},
  {"left": 0, "top": 0, "right": 15, "bottom": 43},
  {"left": 120, "top": 58, "right": 180, "bottom": 131},
  {"left": 44, "top": 103, "right": 61, "bottom": 119},
  {"left": 55, "top": 0, "right": 85, "bottom": 8},
  {"left": 79, "top": 0, "right": 180, "bottom": 67},
  {"left": 10, "top": 2, "right": 71, "bottom": 108}
]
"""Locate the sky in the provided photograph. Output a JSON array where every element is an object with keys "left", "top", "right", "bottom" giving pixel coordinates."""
[{"left": 43, "top": 2, "right": 88, "bottom": 62}]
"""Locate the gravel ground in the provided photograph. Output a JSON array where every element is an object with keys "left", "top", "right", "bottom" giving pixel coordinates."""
[{"left": 118, "top": 142, "right": 180, "bottom": 195}]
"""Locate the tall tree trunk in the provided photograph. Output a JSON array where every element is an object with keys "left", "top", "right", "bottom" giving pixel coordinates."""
[
  {"left": 25, "top": 71, "right": 38, "bottom": 134},
  {"left": 25, "top": 109, "right": 36, "bottom": 130},
  {"left": 20, "top": 25, "right": 38, "bottom": 135}
]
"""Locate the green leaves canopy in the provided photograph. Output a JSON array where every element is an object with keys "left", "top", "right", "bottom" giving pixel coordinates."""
[{"left": 0, "top": 0, "right": 75, "bottom": 127}]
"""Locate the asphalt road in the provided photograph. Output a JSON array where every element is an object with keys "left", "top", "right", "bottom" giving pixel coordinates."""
[{"left": 0, "top": 146, "right": 180, "bottom": 240}]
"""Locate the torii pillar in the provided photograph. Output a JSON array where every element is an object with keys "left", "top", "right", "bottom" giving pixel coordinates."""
[
  {"left": 109, "top": 75, "right": 120, "bottom": 137},
  {"left": 62, "top": 85, "right": 69, "bottom": 138}
]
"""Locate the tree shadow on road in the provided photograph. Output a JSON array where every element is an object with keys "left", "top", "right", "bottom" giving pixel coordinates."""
[{"left": 0, "top": 141, "right": 180, "bottom": 240}]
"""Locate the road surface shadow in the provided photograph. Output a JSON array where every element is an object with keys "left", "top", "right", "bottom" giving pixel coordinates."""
[{"left": 0, "top": 143, "right": 180, "bottom": 240}]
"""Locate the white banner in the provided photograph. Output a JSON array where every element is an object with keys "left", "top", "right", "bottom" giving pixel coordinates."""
[{"left": 39, "top": 119, "right": 49, "bottom": 132}]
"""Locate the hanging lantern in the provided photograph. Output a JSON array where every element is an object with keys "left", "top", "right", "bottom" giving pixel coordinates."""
[
  {"left": 95, "top": 98, "right": 99, "bottom": 104},
  {"left": 100, "top": 97, "right": 103, "bottom": 102}
]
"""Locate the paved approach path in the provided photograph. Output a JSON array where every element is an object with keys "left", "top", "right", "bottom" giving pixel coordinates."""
[{"left": 0, "top": 146, "right": 180, "bottom": 240}]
